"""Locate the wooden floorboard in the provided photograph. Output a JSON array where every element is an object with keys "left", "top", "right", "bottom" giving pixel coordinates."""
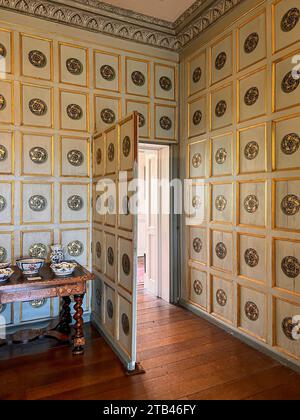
[{"left": 0, "top": 290, "right": 299, "bottom": 400}]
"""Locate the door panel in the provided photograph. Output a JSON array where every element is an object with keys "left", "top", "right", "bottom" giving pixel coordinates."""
[{"left": 91, "top": 112, "right": 138, "bottom": 371}]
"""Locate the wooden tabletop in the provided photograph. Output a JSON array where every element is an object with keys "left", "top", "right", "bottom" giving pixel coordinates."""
[{"left": 0, "top": 262, "right": 95, "bottom": 293}]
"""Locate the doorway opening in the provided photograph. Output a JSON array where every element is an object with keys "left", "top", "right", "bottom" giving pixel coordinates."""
[{"left": 137, "top": 144, "right": 170, "bottom": 303}]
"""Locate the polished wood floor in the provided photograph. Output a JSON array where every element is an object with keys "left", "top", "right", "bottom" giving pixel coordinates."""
[{"left": 1, "top": 288, "right": 300, "bottom": 400}]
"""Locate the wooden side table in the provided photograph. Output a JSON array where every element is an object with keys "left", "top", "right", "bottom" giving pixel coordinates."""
[{"left": 0, "top": 263, "right": 95, "bottom": 355}]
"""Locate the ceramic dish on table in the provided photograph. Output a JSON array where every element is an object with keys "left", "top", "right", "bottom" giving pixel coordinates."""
[
  {"left": 16, "top": 258, "right": 45, "bottom": 276},
  {"left": 0, "top": 268, "right": 14, "bottom": 282},
  {"left": 50, "top": 261, "right": 77, "bottom": 277}
]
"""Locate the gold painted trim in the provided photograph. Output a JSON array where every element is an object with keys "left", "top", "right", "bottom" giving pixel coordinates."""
[
  {"left": 272, "top": 112, "right": 300, "bottom": 172},
  {"left": 271, "top": 0, "right": 300, "bottom": 55},
  {"left": 237, "top": 65, "right": 267, "bottom": 124},
  {"left": 20, "top": 132, "right": 54, "bottom": 177},
  {"left": 236, "top": 179, "right": 267, "bottom": 230},
  {"left": 0, "top": 79, "right": 14, "bottom": 125},
  {"left": 0, "top": 129, "right": 14, "bottom": 175},
  {"left": 187, "top": 49, "right": 206, "bottom": 98},
  {"left": 59, "top": 182, "right": 90, "bottom": 224},
  {"left": 154, "top": 62, "right": 177, "bottom": 102},
  {"left": 0, "top": 27, "right": 14, "bottom": 76},
  {"left": 188, "top": 266, "right": 208, "bottom": 312},
  {"left": 272, "top": 177, "right": 300, "bottom": 233},
  {"left": 0, "top": 180, "right": 14, "bottom": 226},
  {"left": 272, "top": 49, "right": 300, "bottom": 113},
  {"left": 125, "top": 56, "right": 151, "bottom": 98},
  {"left": 60, "top": 135, "right": 90, "bottom": 178},
  {"left": 237, "top": 122, "right": 267, "bottom": 175},
  {"left": 209, "top": 32, "right": 234, "bottom": 87},
  {"left": 237, "top": 231, "right": 266, "bottom": 286},
  {"left": 210, "top": 131, "right": 234, "bottom": 177},
  {"left": 20, "top": 82, "right": 54, "bottom": 129},
  {"left": 59, "top": 227, "right": 90, "bottom": 268},
  {"left": 209, "top": 227, "right": 234, "bottom": 275},
  {"left": 59, "top": 88, "right": 89, "bottom": 133},
  {"left": 20, "top": 33, "right": 54, "bottom": 82},
  {"left": 236, "top": 9, "right": 267, "bottom": 73},
  {"left": 93, "top": 49, "right": 122, "bottom": 94},
  {"left": 187, "top": 93, "right": 207, "bottom": 139},
  {"left": 20, "top": 181, "right": 54, "bottom": 225},
  {"left": 154, "top": 103, "right": 177, "bottom": 142},
  {"left": 58, "top": 41, "right": 89, "bottom": 88},
  {"left": 210, "top": 82, "right": 234, "bottom": 132},
  {"left": 209, "top": 181, "right": 234, "bottom": 226}
]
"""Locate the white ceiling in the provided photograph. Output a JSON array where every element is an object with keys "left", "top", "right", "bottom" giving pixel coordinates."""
[{"left": 103, "top": 0, "right": 196, "bottom": 22}]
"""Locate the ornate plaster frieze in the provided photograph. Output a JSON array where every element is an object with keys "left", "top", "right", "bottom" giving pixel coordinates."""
[{"left": 0, "top": 0, "right": 244, "bottom": 51}]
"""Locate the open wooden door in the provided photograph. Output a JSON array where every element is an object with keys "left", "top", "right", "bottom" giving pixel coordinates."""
[{"left": 91, "top": 113, "right": 139, "bottom": 372}]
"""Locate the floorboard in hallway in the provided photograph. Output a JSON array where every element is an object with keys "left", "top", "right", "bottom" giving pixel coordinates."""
[{"left": 0, "top": 289, "right": 299, "bottom": 400}]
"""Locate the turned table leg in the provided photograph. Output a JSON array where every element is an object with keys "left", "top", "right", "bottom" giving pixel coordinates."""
[
  {"left": 57, "top": 296, "right": 72, "bottom": 335},
  {"left": 72, "top": 294, "right": 85, "bottom": 355}
]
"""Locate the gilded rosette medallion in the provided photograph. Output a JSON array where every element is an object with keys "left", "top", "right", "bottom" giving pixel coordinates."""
[
  {"left": 67, "top": 150, "right": 84, "bottom": 167},
  {"left": 216, "top": 289, "right": 227, "bottom": 307},
  {"left": 67, "top": 240, "right": 84, "bottom": 257},
  {"left": 193, "top": 67, "right": 202, "bottom": 83},
  {"left": 122, "top": 136, "right": 131, "bottom": 158},
  {"left": 66, "top": 58, "right": 83, "bottom": 75},
  {"left": 122, "top": 313, "right": 130, "bottom": 336},
  {"left": 67, "top": 195, "right": 84, "bottom": 211},
  {"left": 244, "top": 141, "right": 259, "bottom": 160},
  {"left": 28, "top": 50, "right": 47, "bottom": 68},
  {"left": 122, "top": 254, "right": 131, "bottom": 276},
  {"left": 281, "top": 133, "right": 300, "bottom": 155},
  {"left": 215, "top": 52, "right": 227, "bottom": 70},
  {"left": 192, "top": 153, "right": 202, "bottom": 168},
  {"left": 29, "top": 147, "right": 48, "bottom": 164},
  {"left": 100, "top": 65, "right": 116, "bottom": 81},
  {"left": 215, "top": 242, "right": 227, "bottom": 259},
  {"left": 281, "top": 256, "right": 300, "bottom": 279},
  {"left": 244, "top": 248, "right": 259, "bottom": 268},
  {"left": 281, "top": 194, "right": 300, "bottom": 216},
  {"left": 193, "top": 237, "right": 202, "bottom": 253},
  {"left": 29, "top": 98, "right": 47, "bottom": 116},
  {"left": 107, "top": 246, "right": 114, "bottom": 266},
  {"left": 245, "top": 301, "right": 259, "bottom": 321},
  {"left": 159, "top": 76, "right": 172, "bottom": 91},
  {"left": 160, "top": 116, "right": 172, "bottom": 131},
  {"left": 101, "top": 108, "right": 115, "bottom": 124},
  {"left": 193, "top": 279, "right": 203, "bottom": 296},
  {"left": 244, "top": 194, "right": 259, "bottom": 213},
  {"left": 28, "top": 195, "right": 47, "bottom": 212},
  {"left": 131, "top": 71, "right": 145, "bottom": 86},
  {"left": 281, "top": 8, "right": 300, "bottom": 32},
  {"left": 0, "top": 195, "right": 6, "bottom": 212},
  {"left": 244, "top": 87, "right": 259, "bottom": 106},
  {"left": 244, "top": 32, "right": 259, "bottom": 54},
  {"left": 29, "top": 243, "right": 47, "bottom": 259}
]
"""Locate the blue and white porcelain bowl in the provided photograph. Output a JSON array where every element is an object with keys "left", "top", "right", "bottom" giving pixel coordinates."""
[
  {"left": 16, "top": 258, "right": 45, "bottom": 276},
  {"left": 0, "top": 262, "right": 10, "bottom": 270},
  {"left": 0, "top": 268, "right": 14, "bottom": 282},
  {"left": 51, "top": 261, "right": 77, "bottom": 277}
]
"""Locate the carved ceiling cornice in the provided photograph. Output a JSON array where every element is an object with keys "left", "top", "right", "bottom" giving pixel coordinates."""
[{"left": 0, "top": 0, "right": 244, "bottom": 51}]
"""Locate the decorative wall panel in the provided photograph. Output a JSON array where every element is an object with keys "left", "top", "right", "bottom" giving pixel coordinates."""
[
  {"left": 188, "top": 50, "right": 206, "bottom": 97},
  {"left": 20, "top": 34, "right": 53, "bottom": 81},
  {"left": 182, "top": 0, "right": 300, "bottom": 366},
  {"left": 21, "top": 83, "right": 52, "bottom": 128},
  {"left": 188, "top": 95, "right": 207, "bottom": 139},
  {"left": 0, "top": 28, "right": 13, "bottom": 75},
  {"left": 59, "top": 42, "right": 88, "bottom": 87}
]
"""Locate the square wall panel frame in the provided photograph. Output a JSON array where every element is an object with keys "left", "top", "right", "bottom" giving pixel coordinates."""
[
  {"left": 60, "top": 135, "right": 90, "bottom": 178},
  {"left": 237, "top": 66, "right": 267, "bottom": 124},
  {"left": 93, "top": 49, "right": 121, "bottom": 93},
  {"left": 237, "top": 283, "right": 267, "bottom": 342},
  {"left": 272, "top": 0, "right": 300, "bottom": 54},
  {"left": 236, "top": 9, "right": 267, "bottom": 73},
  {"left": 210, "top": 83, "right": 234, "bottom": 132},
  {"left": 0, "top": 28, "right": 14, "bottom": 75},
  {"left": 154, "top": 62, "right": 177, "bottom": 102},
  {"left": 20, "top": 33, "right": 53, "bottom": 82},
  {"left": 21, "top": 132, "right": 54, "bottom": 177},
  {"left": 272, "top": 177, "right": 300, "bottom": 233},
  {"left": 59, "top": 182, "right": 90, "bottom": 224},
  {"left": 237, "top": 122, "right": 268, "bottom": 175},
  {"left": 0, "top": 130, "right": 14, "bottom": 175},
  {"left": 210, "top": 32, "right": 234, "bottom": 87},
  {"left": 210, "top": 274, "right": 234, "bottom": 325},
  {"left": 237, "top": 231, "right": 267, "bottom": 286},
  {"left": 272, "top": 236, "right": 300, "bottom": 298},
  {"left": 0, "top": 79, "right": 14, "bottom": 125},
  {"left": 59, "top": 227, "right": 90, "bottom": 267},
  {"left": 0, "top": 180, "right": 14, "bottom": 226},
  {"left": 20, "top": 181, "right": 54, "bottom": 225},
  {"left": 187, "top": 49, "right": 207, "bottom": 97},
  {"left": 154, "top": 103, "right": 177, "bottom": 142},
  {"left": 187, "top": 138, "right": 210, "bottom": 179},
  {"left": 210, "top": 132, "right": 234, "bottom": 177},
  {"left": 20, "top": 83, "right": 53, "bottom": 129},
  {"left": 210, "top": 181, "right": 234, "bottom": 226},
  {"left": 59, "top": 41, "right": 89, "bottom": 88},
  {"left": 125, "top": 56, "right": 150, "bottom": 98},
  {"left": 237, "top": 179, "right": 267, "bottom": 229},
  {"left": 272, "top": 112, "right": 300, "bottom": 172},
  {"left": 272, "top": 50, "right": 300, "bottom": 113},
  {"left": 188, "top": 267, "right": 208, "bottom": 312},
  {"left": 188, "top": 94, "right": 207, "bottom": 139},
  {"left": 59, "top": 88, "right": 89, "bottom": 133},
  {"left": 209, "top": 228, "right": 234, "bottom": 274}
]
